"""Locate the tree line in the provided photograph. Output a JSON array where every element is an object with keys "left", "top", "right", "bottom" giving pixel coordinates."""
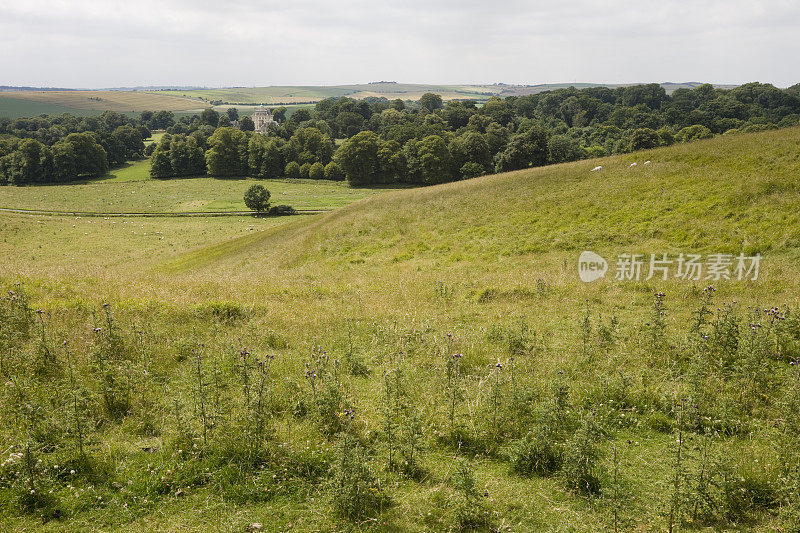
[
  {"left": 2, "top": 82, "right": 800, "bottom": 186},
  {"left": 0, "top": 112, "right": 150, "bottom": 185},
  {"left": 151, "top": 82, "right": 800, "bottom": 186}
]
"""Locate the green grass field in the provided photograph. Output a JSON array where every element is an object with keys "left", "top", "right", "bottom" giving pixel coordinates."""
[
  {"left": 1, "top": 128, "right": 799, "bottom": 531},
  {"left": 0, "top": 173, "right": 386, "bottom": 213},
  {"left": 152, "top": 83, "right": 501, "bottom": 104}
]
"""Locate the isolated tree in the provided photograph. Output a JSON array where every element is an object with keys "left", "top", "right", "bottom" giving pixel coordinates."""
[
  {"left": 244, "top": 184, "right": 270, "bottom": 214},
  {"left": 227, "top": 108, "right": 239, "bottom": 121}
]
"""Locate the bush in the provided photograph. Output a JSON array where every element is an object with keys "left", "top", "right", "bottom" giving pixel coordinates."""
[
  {"left": 308, "top": 161, "right": 325, "bottom": 180},
  {"left": 508, "top": 426, "right": 562, "bottom": 477},
  {"left": 285, "top": 161, "right": 300, "bottom": 179},
  {"left": 299, "top": 162, "right": 311, "bottom": 179},
  {"left": 196, "top": 301, "right": 246, "bottom": 322},
  {"left": 324, "top": 161, "right": 344, "bottom": 181},
  {"left": 451, "top": 459, "right": 491, "bottom": 530},
  {"left": 562, "top": 417, "right": 602, "bottom": 495},
  {"left": 268, "top": 205, "right": 297, "bottom": 216},
  {"left": 676, "top": 124, "right": 713, "bottom": 143},
  {"left": 329, "top": 433, "right": 387, "bottom": 521},
  {"left": 459, "top": 162, "right": 485, "bottom": 180}
]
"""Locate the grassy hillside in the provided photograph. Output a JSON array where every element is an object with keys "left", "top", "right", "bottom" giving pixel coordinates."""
[
  {"left": 1, "top": 129, "right": 800, "bottom": 531},
  {"left": 195, "top": 127, "right": 800, "bottom": 273},
  {"left": 0, "top": 91, "right": 207, "bottom": 118}
]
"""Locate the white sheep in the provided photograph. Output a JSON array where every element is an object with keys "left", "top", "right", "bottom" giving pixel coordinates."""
[
  {"left": 629, "top": 162, "right": 637, "bottom": 167},
  {"left": 644, "top": 160, "right": 651, "bottom": 165},
  {"left": 590, "top": 166, "right": 602, "bottom": 172}
]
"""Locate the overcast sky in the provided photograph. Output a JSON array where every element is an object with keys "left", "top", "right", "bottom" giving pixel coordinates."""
[{"left": 2, "top": 0, "right": 798, "bottom": 88}]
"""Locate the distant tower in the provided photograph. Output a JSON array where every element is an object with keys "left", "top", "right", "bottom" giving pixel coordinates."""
[{"left": 252, "top": 105, "right": 278, "bottom": 133}]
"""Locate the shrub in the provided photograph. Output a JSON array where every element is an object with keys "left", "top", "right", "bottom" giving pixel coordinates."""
[
  {"left": 324, "top": 161, "right": 344, "bottom": 181},
  {"left": 508, "top": 426, "right": 562, "bottom": 477},
  {"left": 308, "top": 161, "right": 325, "bottom": 180},
  {"left": 459, "top": 162, "right": 485, "bottom": 180},
  {"left": 299, "top": 162, "right": 311, "bottom": 179},
  {"left": 284, "top": 161, "right": 300, "bottom": 179},
  {"left": 451, "top": 459, "right": 491, "bottom": 530},
  {"left": 329, "top": 433, "right": 387, "bottom": 521},
  {"left": 562, "top": 416, "right": 602, "bottom": 495},
  {"left": 268, "top": 204, "right": 297, "bottom": 216},
  {"left": 676, "top": 124, "right": 713, "bottom": 143}
]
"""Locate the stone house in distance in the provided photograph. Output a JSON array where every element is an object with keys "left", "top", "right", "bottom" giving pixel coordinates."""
[{"left": 252, "top": 105, "right": 278, "bottom": 133}]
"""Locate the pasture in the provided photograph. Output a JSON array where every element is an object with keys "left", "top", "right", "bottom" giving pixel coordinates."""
[
  {"left": 1, "top": 128, "right": 800, "bottom": 531},
  {"left": 0, "top": 175, "right": 384, "bottom": 213}
]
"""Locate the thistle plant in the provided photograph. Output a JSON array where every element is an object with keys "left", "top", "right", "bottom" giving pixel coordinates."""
[
  {"left": 691, "top": 286, "right": 716, "bottom": 339},
  {"left": 194, "top": 349, "right": 209, "bottom": 446},
  {"left": 33, "top": 309, "right": 58, "bottom": 378},
  {"left": 444, "top": 351, "right": 464, "bottom": 438},
  {"left": 63, "top": 341, "right": 87, "bottom": 459},
  {"left": 648, "top": 292, "right": 668, "bottom": 355},
  {"left": 580, "top": 300, "right": 593, "bottom": 358}
]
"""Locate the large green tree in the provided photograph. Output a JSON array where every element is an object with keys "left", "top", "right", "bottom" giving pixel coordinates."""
[
  {"left": 205, "top": 127, "right": 249, "bottom": 177},
  {"left": 248, "top": 135, "right": 285, "bottom": 179},
  {"left": 335, "top": 130, "right": 381, "bottom": 186},
  {"left": 244, "top": 184, "right": 271, "bottom": 213},
  {"left": 495, "top": 125, "right": 548, "bottom": 172}
]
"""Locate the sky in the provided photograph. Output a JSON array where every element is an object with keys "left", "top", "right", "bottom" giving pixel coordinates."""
[{"left": 2, "top": 0, "right": 799, "bottom": 88}]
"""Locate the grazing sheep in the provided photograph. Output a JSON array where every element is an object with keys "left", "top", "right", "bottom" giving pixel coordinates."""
[
  {"left": 644, "top": 160, "right": 651, "bottom": 165},
  {"left": 629, "top": 162, "right": 637, "bottom": 167},
  {"left": 590, "top": 166, "right": 602, "bottom": 172}
]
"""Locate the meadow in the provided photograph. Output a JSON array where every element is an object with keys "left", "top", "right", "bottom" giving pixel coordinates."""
[
  {"left": 151, "top": 84, "right": 502, "bottom": 105},
  {"left": 1, "top": 128, "right": 800, "bottom": 531},
  {"left": 0, "top": 158, "right": 383, "bottom": 213}
]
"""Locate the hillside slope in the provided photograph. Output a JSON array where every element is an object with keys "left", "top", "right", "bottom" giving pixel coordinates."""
[{"left": 188, "top": 127, "right": 800, "bottom": 277}]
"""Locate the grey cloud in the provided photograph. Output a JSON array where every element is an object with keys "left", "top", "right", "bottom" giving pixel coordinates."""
[{"left": 1, "top": 0, "right": 798, "bottom": 87}]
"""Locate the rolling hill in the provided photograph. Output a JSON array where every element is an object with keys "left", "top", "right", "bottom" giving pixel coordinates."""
[
  {"left": 184, "top": 127, "right": 800, "bottom": 279},
  {"left": 2, "top": 127, "right": 800, "bottom": 531}
]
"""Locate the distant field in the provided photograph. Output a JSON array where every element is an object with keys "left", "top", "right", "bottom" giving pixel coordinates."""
[
  {"left": 0, "top": 175, "right": 386, "bottom": 213},
  {"left": 150, "top": 82, "right": 735, "bottom": 106},
  {"left": 0, "top": 91, "right": 207, "bottom": 117},
  {"left": 153, "top": 83, "right": 502, "bottom": 104},
  {"left": 1, "top": 83, "right": 739, "bottom": 119},
  {"left": 0, "top": 96, "right": 104, "bottom": 118}
]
